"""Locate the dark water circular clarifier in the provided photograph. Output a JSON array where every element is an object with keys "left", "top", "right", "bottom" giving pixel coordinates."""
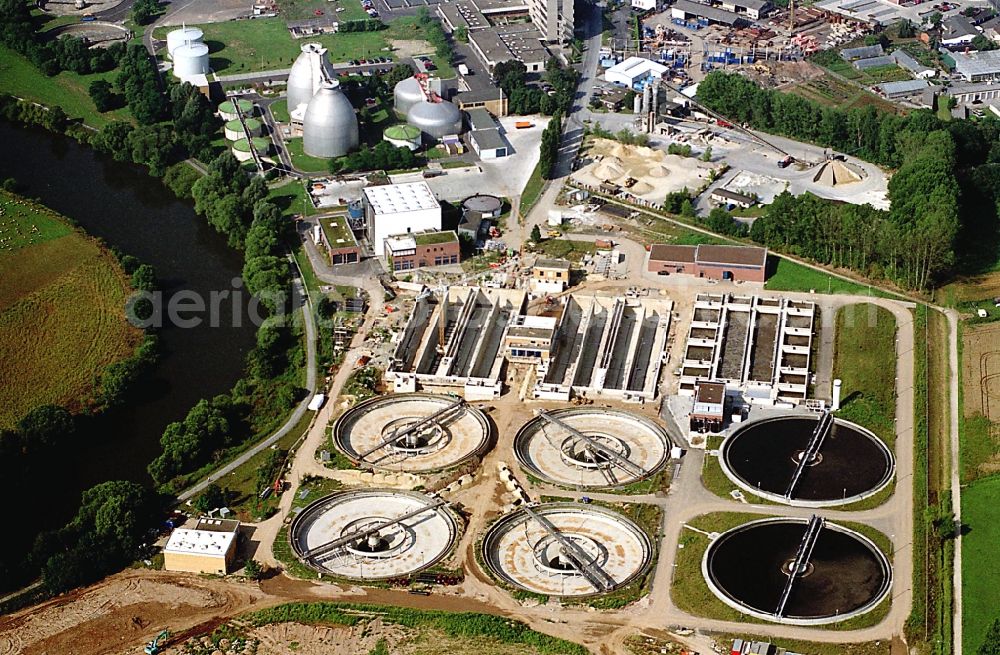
[
  {"left": 721, "top": 416, "right": 893, "bottom": 503},
  {"left": 705, "top": 519, "right": 891, "bottom": 622}
]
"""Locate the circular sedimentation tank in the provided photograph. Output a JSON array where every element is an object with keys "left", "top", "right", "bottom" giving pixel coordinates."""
[
  {"left": 231, "top": 137, "right": 270, "bottom": 162},
  {"left": 218, "top": 98, "right": 254, "bottom": 121},
  {"left": 513, "top": 408, "right": 670, "bottom": 488},
  {"left": 703, "top": 517, "right": 892, "bottom": 624},
  {"left": 224, "top": 118, "right": 261, "bottom": 140},
  {"left": 719, "top": 415, "right": 894, "bottom": 506},
  {"left": 290, "top": 489, "right": 458, "bottom": 580},
  {"left": 461, "top": 194, "right": 503, "bottom": 220},
  {"left": 332, "top": 393, "right": 491, "bottom": 473},
  {"left": 481, "top": 503, "right": 652, "bottom": 597}
]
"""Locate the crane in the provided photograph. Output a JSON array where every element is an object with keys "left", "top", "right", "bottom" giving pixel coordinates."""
[{"left": 144, "top": 630, "right": 171, "bottom": 655}]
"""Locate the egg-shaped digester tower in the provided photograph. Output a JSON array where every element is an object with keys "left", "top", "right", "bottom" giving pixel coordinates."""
[
  {"left": 288, "top": 43, "right": 332, "bottom": 114},
  {"left": 303, "top": 81, "right": 359, "bottom": 158},
  {"left": 393, "top": 76, "right": 426, "bottom": 114},
  {"left": 406, "top": 100, "right": 463, "bottom": 140}
]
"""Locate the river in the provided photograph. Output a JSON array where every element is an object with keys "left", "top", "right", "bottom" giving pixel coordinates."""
[{"left": 0, "top": 123, "right": 257, "bottom": 566}]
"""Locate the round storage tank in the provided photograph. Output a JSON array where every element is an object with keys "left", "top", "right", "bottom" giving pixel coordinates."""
[
  {"left": 224, "top": 118, "right": 262, "bottom": 140},
  {"left": 303, "top": 81, "right": 359, "bottom": 158},
  {"left": 172, "top": 42, "right": 210, "bottom": 78},
  {"left": 383, "top": 123, "right": 422, "bottom": 151},
  {"left": 231, "top": 137, "right": 270, "bottom": 162},
  {"left": 406, "top": 100, "right": 463, "bottom": 140},
  {"left": 166, "top": 27, "right": 204, "bottom": 58},
  {"left": 218, "top": 98, "right": 254, "bottom": 121},
  {"left": 288, "top": 42, "right": 330, "bottom": 114},
  {"left": 393, "top": 76, "right": 426, "bottom": 115},
  {"left": 462, "top": 194, "right": 503, "bottom": 220}
]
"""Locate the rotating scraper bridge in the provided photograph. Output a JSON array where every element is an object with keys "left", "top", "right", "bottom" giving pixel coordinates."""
[
  {"left": 332, "top": 393, "right": 492, "bottom": 472},
  {"left": 513, "top": 407, "right": 672, "bottom": 488},
  {"left": 290, "top": 489, "right": 459, "bottom": 580},
  {"left": 481, "top": 503, "right": 653, "bottom": 597}
]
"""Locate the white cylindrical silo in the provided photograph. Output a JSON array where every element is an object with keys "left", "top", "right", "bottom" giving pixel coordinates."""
[
  {"left": 832, "top": 379, "right": 842, "bottom": 411},
  {"left": 166, "top": 27, "right": 204, "bottom": 59},
  {"left": 172, "top": 42, "right": 210, "bottom": 78},
  {"left": 632, "top": 92, "right": 642, "bottom": 114}
]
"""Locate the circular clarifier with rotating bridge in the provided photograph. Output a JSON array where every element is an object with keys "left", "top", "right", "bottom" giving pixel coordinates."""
[
  {"left": 289, "top": 489, "right": 458, "bottom": 580},
  {"left": 480, "top": 503, "right": 652, "bottom": 597},
  {"left": 513, "top": 408, "right": 670, "bottom": 488},
  {"left": 702, "top": 517, "right": 892, "bottom": 624},
  {"left": 332, "top": 393, "right": 491, "bottom": 472}
]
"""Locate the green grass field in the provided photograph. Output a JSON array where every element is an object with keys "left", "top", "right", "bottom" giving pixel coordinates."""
[
  {"left": 765, "top": 257, "right": 894, "bottom": 297},
  {"left": 832, "top": 304, "right": 897, "bottom": 446},
  {"left": 269, "top": 98, "right": 289, "bottom": 123},
  {"left": 0, "top": 44, "right": 130, "bottom": 128},
  {"left": 284, "top": 137, "right": 331, "bottom": 173},
  {"left": 0, "top": 192, "right": 142, "bottom": 428},
  {"left": 962, "top": 475, "right": 1000, "bottom": 654},
  {"left": 154, "top": 20, "right": 392, "bottom": 74}
]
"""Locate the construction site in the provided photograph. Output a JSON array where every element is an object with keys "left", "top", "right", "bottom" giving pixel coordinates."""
[{"left": 678, "top": 293, "right": 816, "bottom": 405}]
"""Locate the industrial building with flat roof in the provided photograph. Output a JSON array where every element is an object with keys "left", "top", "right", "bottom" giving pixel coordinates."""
[
  {"left": 877, "top": 79, "right": 930, "bottom": 99},
  {"left": 314, "top": 214, "right": 361, "bottom": 266},
  {"left": 384, "top": 230, "right": 460, "bottom": 271},
  {"left": 468, "top": 23, "right": 550, "bottom": 72},
  {"left": 671, "top": 0, "right": 747, "bottom": 26},
  {"left": 163, "top": 518, "right": 240, "bottom": 575},
  {"left": 951, "top": 49, "right": 1000, "bottom": 81},
  {"left": 362, "top": 181, "right": 442, "bottom": 260},
  {"left": 647, "top": 243, "right": 768, "bottom": 283},
  {"left": 604, "top": 57, "right": 669, "bottom": 89},
  {"left": 678, "top": 293, "right": 816, "bottom": 405},
  {"left": 531, "top": 258, "right": 572, "bottom": 294}
]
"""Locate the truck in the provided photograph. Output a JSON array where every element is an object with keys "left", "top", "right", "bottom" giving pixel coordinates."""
[
  {"left": 514, "top": 121, "right": 534, "bottom": 129},
  {"left": 595, "top": 238, "right": 615, "bottom": 249},
  {"left": 777, "top": 155, "right": 794, "bottom": 168},
  {"left": 458, "top": 63, "right": 470, "bottom": 75}
]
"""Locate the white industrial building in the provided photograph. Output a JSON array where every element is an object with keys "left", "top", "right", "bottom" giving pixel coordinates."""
[
  {"left": 163, "top": 518, "right": 240, "bottom": 575},
  {"left": 363, "top": 182, "right": 442, "bottom": 259},
  {"left": 605, "top": 57, "right": 669, "bottom": 89},
  {"left": 952, "top": 49, "right": 1000, "bottom": 82}
]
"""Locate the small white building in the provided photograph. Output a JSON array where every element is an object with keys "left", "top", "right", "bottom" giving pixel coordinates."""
[
  {"left": 363, "top": 181, "right": 442, "bottom": 261},
  {"left": 631, "top": 0, "right": 657, "bottom": 11},
  {"left": 604, "top": 56, "right": 668, "bottom": 89},
  {"left": 163, "top": 518, "right": 240, "bottom": 575}
]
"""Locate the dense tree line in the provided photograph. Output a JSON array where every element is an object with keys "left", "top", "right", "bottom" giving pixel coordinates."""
[
  {"left": 33, "top": 481, "right": 156, "bottom": 593},
  {"left": 146, "top": 153, "right": 300, "bottom": 490},
  {"left": 539, "top": 110, "right": 562, "bottom": 179},
  {"left": 0, "top": 0, "right": 121, "bottom": 76},
  {"left": 338, "top": 18, "right": 384, "bottom": 32},
  {"left": 415, "top": 7, "right": 454, "bottom": 65},
  {"left": 329, "top": 140, "right": 417, "bottom": 174},
  {"left": 697, "top": 71, "right": 1000, "bottom": 289},
  {"left": 492, "top": 58, "right": 579, "bottom": 116}
]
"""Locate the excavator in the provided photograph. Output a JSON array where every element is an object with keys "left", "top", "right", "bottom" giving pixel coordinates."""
[{"left": 144, "top": 630, "right": 170, "bottom": 655}]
